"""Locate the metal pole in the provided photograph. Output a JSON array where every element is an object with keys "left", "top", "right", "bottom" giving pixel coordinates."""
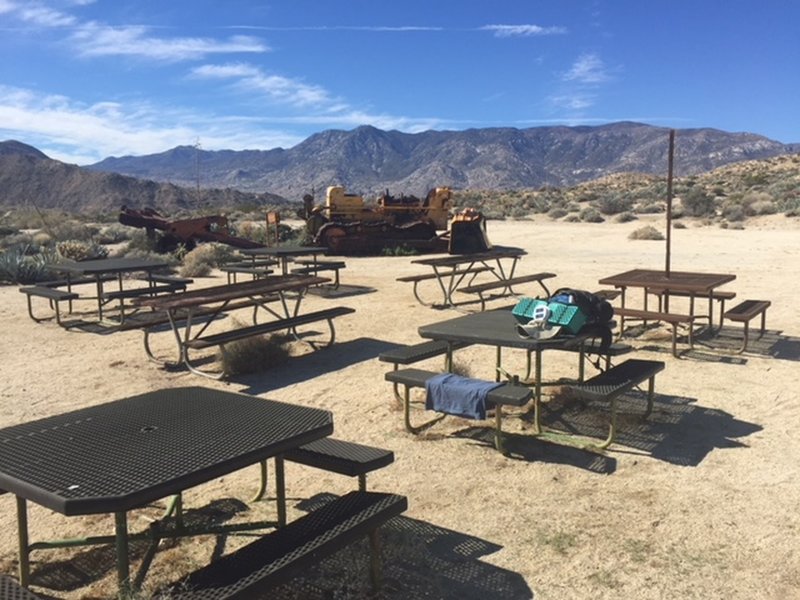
[{"left": 666, "top": 129, "right": 675, "bottom": 276}]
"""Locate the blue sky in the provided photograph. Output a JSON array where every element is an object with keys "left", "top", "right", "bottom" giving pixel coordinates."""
[{"left": 1, "top": 0, "right": 797, "bottom": 165}]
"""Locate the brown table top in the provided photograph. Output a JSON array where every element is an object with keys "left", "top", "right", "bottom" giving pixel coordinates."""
[
  {"left": 598, "top": 269, "right": 736, "bottom": 294},
  {"left": 411, "top": 246, "right": 526, "bottom": 268},
  {"left": 51, "top": 257, "right": 170, "bottom": 275},
  {"left": 135, "top": 274, "right": 326, "bottom": 311}
]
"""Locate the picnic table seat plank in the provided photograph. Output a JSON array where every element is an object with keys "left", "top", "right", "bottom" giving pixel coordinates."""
[
  {"left": 612, "top": 307, "right": 694, "bottom": 357},
  {"left": 285, "top": 438, "right": 394, "bottom": 491},
  {"left": 182, "top": 306, "right": 355, "bottom": 379},
  {"left": 397, "top": 265, "right": 495, "bottom": 307},
  {"left": 458, "top": 272, "right": 557, "bottom": 311},
  {"left": 567, "top": 358, "right": 665, "bottom": 449},
  {"left": 384, "top": 367, "right": 531, "bottom": 452},
  {"left": 19, "top": 286, "right": 79, "bottom": 325},
  {"left": 153, "top": 491, "right": 408, "bottom": 599},
  {"left": 291, "top": 260, "right": 346, "bottom": 288},
  {"left": 723, "top": 299, "right": 771, "bottom": 353},
  {"left": 101, "top": 282, "right": 187, "bottom": 301},
  {"left": 645, "top": 287, "right": 736, "bottom": 328}
]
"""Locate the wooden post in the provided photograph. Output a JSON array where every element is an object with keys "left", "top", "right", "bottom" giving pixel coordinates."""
[{"left": 266, "top": 211, "right": 280, "bottom": 246}]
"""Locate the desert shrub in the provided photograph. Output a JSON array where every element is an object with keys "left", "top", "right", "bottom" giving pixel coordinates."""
[
  {"left": 615, "top": 212, "right": 637, "bottom": 223},
  {"left": 50, "top": 220, "right": 99, "bottom": 242},
  {"left": 0, "top": 226, "right": 19, "bottom": 237},
  {"left": 721, "top": 203, "right": 746, "bottom": 222},
  {"left": 548, "top": 208, "right": 568, "bottom": 220},
  {"left": 96, "top": 223, "right": 133, "bottom": 244},
  {"left": 381, "top": 244, "right": 419, "bottom": 256},
  {"left": 636, "top": 203, "right": 663, "bottom": 214},
  {"left": 56, "top": 239, "right": 109, "bottom": 261},
  {"left": 673, "top": 222, "right": 687, "bottom": 229},
  {"left": 682, "top": 188, "right": 716, "bottom": 217},
  {"left": 595, "top": 194, "right": 633, "bottom": 215},
  {"left": 124, "top": 230, "right": 160, "bottom": 254},
  {"left": 31, "top": 231, "right": 53, "bottom": 247},
  {"left": 579, "top": 207, "right": 604, "bottom": 223},
  {"left": 564, "top": 215, "right": 580, "bottom": 223},
  {"left": 179, "top": 243, "right": 233, "bottom": 277},
  {"left": 450, "top": 361, "right": 472, "bottom": 378},
  {"left": 236, "top": 221, "right": 267, "bottom": 244},
  {"left": 628, "top": 226, "right": 664, "bottom": 241},
  {"left": 218, "top": 330, "right": 291, "bottom": 375},
  {"left": 750, "top": 199, "right": 777, "bottom": 215}
]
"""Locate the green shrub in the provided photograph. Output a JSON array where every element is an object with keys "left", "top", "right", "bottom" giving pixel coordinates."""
[
  {"left": 636, "top": 203, "right": 663, "bottom": 214},
  {"left": 595, "top": 195, "right": 633, "bottom": 215},
  {"left": 628, "top": 226, "right": 664, "bottom": 241},
  {"left": 682, "top": 188, "right": 716, "bottom": 217},
  {"left": 548, "top": 208, "right": 568, "bottom": 220},
  {"left": 615, "top": 212, "right": 637, "bottom": 223}
]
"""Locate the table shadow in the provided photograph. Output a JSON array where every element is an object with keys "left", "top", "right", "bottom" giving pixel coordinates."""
[
  {"left": 238, "top": 337, "right": 398, "bottom": 394},
  {"left": 27, "top": 498, "right": 250, "bottom": 594},
  {"left": 539, "top": 391, "right": 762, "bottom": 467},
  {"left": 450, "top": 427, "right": 617, "bottom": 474},
  {"left": 306, "top": 284, "right": 377, "bottom": 299},
  {"left": 270, "top": 492, "right": 534, "bottom": 600}
]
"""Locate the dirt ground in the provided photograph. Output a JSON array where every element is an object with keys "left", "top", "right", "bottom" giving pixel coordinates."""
[{"left": 1, "top": 215, "right": 798, "bottom": 599}]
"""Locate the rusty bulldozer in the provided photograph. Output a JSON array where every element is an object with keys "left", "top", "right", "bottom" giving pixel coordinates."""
[{"left": 301, "top": 186, "right": 491, "bottom": 255}]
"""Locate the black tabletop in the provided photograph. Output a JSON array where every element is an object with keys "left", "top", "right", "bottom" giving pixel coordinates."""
[
  {"left": 240, "top": 246, "right": 328, "bottom": 257},
  {"left": 52, "top": 257, "right": 170, "bottom": 275},
  {"left": 0, "top": 387, "right": 332, "bottom": 516},
  {"left": 419, "top": 307, "right": 585, "bottom": 351}
]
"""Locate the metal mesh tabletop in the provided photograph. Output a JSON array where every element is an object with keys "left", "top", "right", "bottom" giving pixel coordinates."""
[
  {"left": 419, "top": 308, "right": 585, "bottom": 351},
  {"left": 0, "top": 387, "right": 332, "bottom": 516},
  {"left": 50, "top": 257, "right": 170, "bottom": 275}
]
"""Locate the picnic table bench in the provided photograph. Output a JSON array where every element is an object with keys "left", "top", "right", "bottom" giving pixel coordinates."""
[
  {"left": 458, "top": 271, "right": 557, "bottom": 311},
  {"left": 612, "top": 306, "right": 695, "bottom": 357},
  {"left": 291, "top": 259, "right": 346, "bottom": 288},
  {"left": 723, "top": 299, "right": 771, "bottom": 353},
  {"left": 182, "top": 306, "right": 355, "bottom": 378},
  {"left": 645, "top": 287, "right": 736, "bottom": 329},
  {"left": 567, "top": 358, "right": 665, "bottom": 449},
  {"left": 0, "top": 575, "right": 43, "bottom": 599},
  {"left": 396, "top": 265, "right": 494, "bottom": 307},
  {"left": 19, "top": 285, "right": 80, "bottom": 325},
  {"left": 384, "top": 367, "right": 532, "bottom": 453},
  {"left": 154, "top": 491, "right": 407, "bottom": 599}
]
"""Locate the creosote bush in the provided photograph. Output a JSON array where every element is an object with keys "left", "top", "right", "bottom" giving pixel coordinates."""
[
  {"left": 628, "top": 226, "right": 664, "bottom": 241},
  {"left": 56, "top": 239, "right": 109, "bottom": 261},
  {"left": 218, "top": 330, "right": 291, "bottom": 375},
  {"left": 179, "top": 243, "right": 235, "bottom": 277}
]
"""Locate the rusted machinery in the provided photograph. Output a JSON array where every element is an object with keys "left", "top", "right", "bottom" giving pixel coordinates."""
[
  {"left": 302, "top": 186, "right": 490, "bottom": 255},
  {"left": 118, "top": 206, "right": 263, "bottom": 251}
]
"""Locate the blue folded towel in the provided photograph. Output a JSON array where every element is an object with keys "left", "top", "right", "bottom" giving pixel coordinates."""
[{"left": 425, "top": 373, "right": 503, "bottom": 420}]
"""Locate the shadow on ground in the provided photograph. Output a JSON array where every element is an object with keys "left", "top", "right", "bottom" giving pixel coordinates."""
[
  {"left": 270, "top": 492, "right": 534, "bottom": 600},
  {"left": 238, "top": 337, "right": 397, "bottom": 394},
  {"left": 538, "top": 390, "right": 762, "bottom": 467}
]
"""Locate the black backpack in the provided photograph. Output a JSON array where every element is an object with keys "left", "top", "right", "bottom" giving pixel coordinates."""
[{"left": 548, "top": 288, "right": 614, "bottom": 350}]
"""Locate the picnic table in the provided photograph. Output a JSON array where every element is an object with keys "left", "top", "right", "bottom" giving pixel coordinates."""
[
  {"left": 598, "top": 268, "right": 736, "bottom": 355},
  {"left": 42, "top": 257, "right": 173, "bottom": 324},
  {"left": 0, "top": 386, "right": 333, "bottom": 598},
  {"left": 402, "top": 246, "right": 530, "bottom": 309},
  {"left": 239, "top": 245, "right": 329, "bottom": 276},
  {"left": 134, "top": 274, "right": 354, "bottom": 378},
  {"left": 416, "top": 308, "right": 664, "bottom": 449}
]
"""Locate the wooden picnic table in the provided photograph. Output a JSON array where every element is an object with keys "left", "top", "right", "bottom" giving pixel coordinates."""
[
  {"left": 0, "top": 386, "right": 333, "bottom": 598},
  {"left": 404, "top": 246, "right": 528, "bottom": 309},
  {"left": 134, "top": 274, "right": 335, "bottom": 378}
]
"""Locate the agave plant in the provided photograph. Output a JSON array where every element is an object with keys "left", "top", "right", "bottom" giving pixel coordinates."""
[{"left": 0, "top": 245, "right": 58, "bottom": 284}]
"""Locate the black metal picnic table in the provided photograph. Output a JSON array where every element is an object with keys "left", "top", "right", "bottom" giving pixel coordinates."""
[
  {"left": 0, "top": 386, "right": 333, "bottom": 598},
  {"left": 48, "top": 257, "right": 171, "bottom": 322},
  {"left": 239, "top": 245, "right": 329, "bottom": 275}
]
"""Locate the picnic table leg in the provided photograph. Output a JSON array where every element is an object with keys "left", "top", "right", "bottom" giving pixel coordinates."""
[
  {"left": 16, "top": 496, "right": 30, "bottom": 587},
  {"left": 114, "top": 511, "right": 133, "bottom": 599},
  {"left": 275, "top": 455, "right": 287, "bottom": 527}
]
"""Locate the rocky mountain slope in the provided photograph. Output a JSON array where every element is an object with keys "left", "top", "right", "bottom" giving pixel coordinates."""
[{"left": 86, "top": 122, "right": 796, "bottom": 200}]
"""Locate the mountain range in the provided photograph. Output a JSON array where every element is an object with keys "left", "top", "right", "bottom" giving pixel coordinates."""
[
  {"left": 86, "top": 122, "right": 797, "bottom": 201},
  {"left": 0, "top": 121, "right": 797, "bottom": 214}
]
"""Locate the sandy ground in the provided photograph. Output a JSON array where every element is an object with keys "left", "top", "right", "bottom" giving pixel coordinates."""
[{"left": 1, "top": 215, "right": 799, "bottom": 599}]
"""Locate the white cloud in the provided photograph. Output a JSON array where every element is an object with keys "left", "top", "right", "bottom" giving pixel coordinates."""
[
  {"left": 70, "top": 24, "right": 268, "bottom": 61},
  {"left": 563, "top": 52, "right": 610, "bottom": 84},
  {"left": 191, "top": 63, "right": 332, "bottom": 107},
  {"left": 482, "top": 24, "right": 567, "bottom": 37},
  {"left": 550, "top": 93, "right": 595, "bottom": 111}
]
